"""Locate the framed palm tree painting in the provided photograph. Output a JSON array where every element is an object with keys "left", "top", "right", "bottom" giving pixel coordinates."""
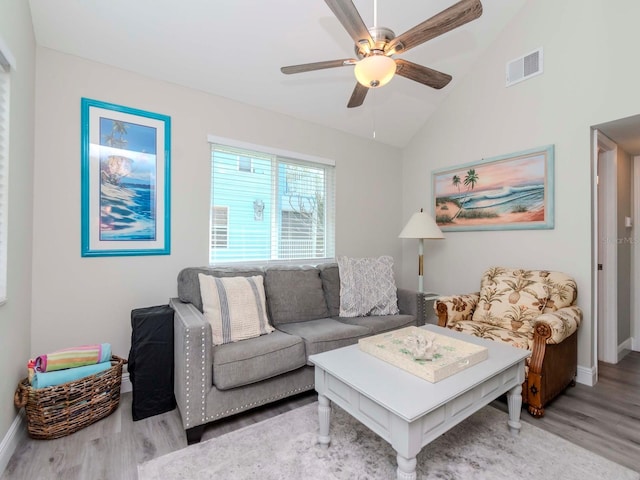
[
  {"left": 81, "top": 98, "right": 171, "bottom": 256},
  {"left": 432, "top": 145, "right": 554, "bottom": 232}
]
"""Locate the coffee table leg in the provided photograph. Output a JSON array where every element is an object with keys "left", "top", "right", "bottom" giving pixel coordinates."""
[
  {"left": 506, "top": 384, "right": 523, "bottom": 435},
  {"left": 396, "top": 454, "right": 417, "bottom": 480},
  {"left": 317, "top": 394, "right": 331, "bottom": 448}
]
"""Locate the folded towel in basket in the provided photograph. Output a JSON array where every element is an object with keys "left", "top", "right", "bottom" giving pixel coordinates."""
[
  {"left": 31, "top": 361, "right": 112, "bottom": 389},
  {"left": 34, "top": 343, "right": 111, "bottom": 373}
]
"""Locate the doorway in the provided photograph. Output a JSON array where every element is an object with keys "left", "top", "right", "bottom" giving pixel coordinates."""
[{"left": 593, "top": 114, "right": 640, "bottom": 365}]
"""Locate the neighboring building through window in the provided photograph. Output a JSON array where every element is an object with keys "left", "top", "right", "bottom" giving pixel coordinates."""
[
  {"left": 0, "top": 41, "right": 12, "bottom": 304},
  {"left": 210, "top": 206, "right": 229, "bottom": 249},
  {"left": 209, "top": 139, "right": 335, "bottom": 264},
  {"left": 238, "top": 156, "right": 252, "bottom": 173}
]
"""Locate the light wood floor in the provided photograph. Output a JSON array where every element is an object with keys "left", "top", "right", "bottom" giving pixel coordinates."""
[{"left": 2, "top": 352, "right": 639, "bottom": 479}]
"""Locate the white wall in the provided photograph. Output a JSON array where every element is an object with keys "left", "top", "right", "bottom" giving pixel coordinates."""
[
  {"left": 400, "top": 0, "right": 640, "bottom": 378},
  {"left": 0, "top": 0, "right": 36, "bottom": 456},
  {"left": 32, "top": 48, "right": 404, "bottom": 360}
]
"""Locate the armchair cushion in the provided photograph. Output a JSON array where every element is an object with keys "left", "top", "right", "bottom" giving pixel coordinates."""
[
  {"left": 472, "top": 267, "right": 578, "bottom": 335},
  {"left": 450, "top": 321, "right": 531, "bottom": 350}
]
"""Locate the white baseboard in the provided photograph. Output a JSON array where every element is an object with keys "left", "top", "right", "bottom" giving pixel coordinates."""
[
  {"left": 618, "top": 337, "right": 634, "bottom": 362},
  {"left": 121, "top": 372, "right": 132, "bottom": 393},
  {"left": 0, "top": 410, "right": 26, "bottom": 476},
  {"left": 576, "top": 364, "right": 596, "bottom": 387}
]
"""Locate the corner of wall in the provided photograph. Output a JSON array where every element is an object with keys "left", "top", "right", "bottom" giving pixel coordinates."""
[{"left": 576, "top": 364, "right": 597, "bottom": 387}]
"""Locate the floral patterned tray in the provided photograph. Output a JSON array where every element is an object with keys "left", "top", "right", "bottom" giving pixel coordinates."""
[{"left": 358, "top": 326, "right": 488, "bottom": 383}]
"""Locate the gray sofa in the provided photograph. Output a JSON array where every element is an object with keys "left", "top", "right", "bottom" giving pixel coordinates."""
[{"left": 170, "top": 263, "right": 417, "bottom": 443}]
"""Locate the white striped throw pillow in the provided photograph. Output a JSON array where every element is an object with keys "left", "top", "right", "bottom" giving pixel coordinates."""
[{"left": 198, "top": 274, "right": 274, "bottom": 345}]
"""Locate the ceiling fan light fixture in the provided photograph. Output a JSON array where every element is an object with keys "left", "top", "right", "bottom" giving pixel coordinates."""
[{"left": 354, "top": 54, "right": 396, "bottom": 88}]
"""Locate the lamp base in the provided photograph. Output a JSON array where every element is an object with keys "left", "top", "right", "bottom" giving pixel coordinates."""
[{"left": 417, "top": 240, "right": 424, "bottom": 293}]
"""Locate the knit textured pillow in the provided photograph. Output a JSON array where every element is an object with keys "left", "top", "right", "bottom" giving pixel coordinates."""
[
  {"left": 198, "top": 274, "right": 274, "bottom": 345},
  {"left": 337, "top": 255, "right": 400, "bottom": 317}
]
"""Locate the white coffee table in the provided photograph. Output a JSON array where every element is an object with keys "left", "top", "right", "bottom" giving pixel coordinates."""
[{"left": 309, "top": 324, "right": 531, "bottom": 480}]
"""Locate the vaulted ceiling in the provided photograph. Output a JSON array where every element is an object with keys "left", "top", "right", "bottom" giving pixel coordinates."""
[{"left": 29, "top": 0, "right": 529, "bottom": 147}]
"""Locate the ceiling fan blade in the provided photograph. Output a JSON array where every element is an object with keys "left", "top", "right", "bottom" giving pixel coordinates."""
[
  {"left": 347, "top": 83, "right": 368, "bottom": 108},
  {"left": 325, "top": 0, "right": 374, "bottom": 49},
  {"left": 395, "top": 59, "right": 452, "bottom": 89},
  {"left": 281, "top": 59, "right": 356, "bottom": 75},
  {"left": 385, "top": 0, "right": 483, "bottom": 55}
]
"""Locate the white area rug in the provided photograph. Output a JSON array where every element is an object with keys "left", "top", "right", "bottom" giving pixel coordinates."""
[{"left": 138, "top": 403, "right": 640, "bottom": 480}]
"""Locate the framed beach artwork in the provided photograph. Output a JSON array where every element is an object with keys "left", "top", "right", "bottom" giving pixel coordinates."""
[
  {"left": 432, "top": 145, "right": 554, "bottom": 232},
  {"left": 80, "top": 98, "right": 171, "bottom": 257}
]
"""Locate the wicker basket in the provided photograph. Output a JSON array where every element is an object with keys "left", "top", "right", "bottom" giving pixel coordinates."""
[{"left": 14, "top": 355, "right": 127, "bottom": 440}]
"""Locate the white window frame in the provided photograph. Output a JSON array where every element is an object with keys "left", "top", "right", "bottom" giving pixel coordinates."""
[
  {"left": 0, "top": 37, "right": 15, "bottom": 305},
  {"left": 207, "top": 135, "right": 336, "bottom": 266}
]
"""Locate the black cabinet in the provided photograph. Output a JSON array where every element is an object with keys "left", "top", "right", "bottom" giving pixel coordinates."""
[{"left": 128, "top": 304, "right": 176, "bottom": 421}]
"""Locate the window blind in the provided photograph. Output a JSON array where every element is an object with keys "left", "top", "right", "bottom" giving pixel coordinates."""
[{"left": 209, "top": 143, "right": 335, "bottom": 264}]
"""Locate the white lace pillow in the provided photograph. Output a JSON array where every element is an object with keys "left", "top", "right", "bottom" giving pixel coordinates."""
[
  {"left": 337, "top": 255, "right": 400, "bottom": 317},
  {"left": 198, "top": 274, "right": 274, "bottom": 345}
]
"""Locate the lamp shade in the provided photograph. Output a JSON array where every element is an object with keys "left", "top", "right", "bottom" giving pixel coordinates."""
[
  {"left": 354, "top": 55, "right": 396, "bottom": 88},
  {"left": 398, "top": 209, "right": 444, "bottom": 239}
]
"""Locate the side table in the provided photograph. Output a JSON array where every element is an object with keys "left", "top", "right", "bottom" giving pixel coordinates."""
[{"left": 417, "top": 292, "right": 440, "bottom": 326}]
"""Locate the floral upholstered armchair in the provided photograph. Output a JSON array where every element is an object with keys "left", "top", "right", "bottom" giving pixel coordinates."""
[{"left": 434, "top": 267, "right": 582, "bottom": 417}]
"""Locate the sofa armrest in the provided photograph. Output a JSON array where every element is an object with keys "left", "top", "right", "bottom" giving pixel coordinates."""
[
  {"left": 170, "top": 297, "right": 213, "bottom": 430},
  {"left": 433, "top": 293, "right": 480, "bottom": 328},
  {"left": 535, "top": 305, "right": 583, "bottom": 344},
  {"left": 397, "top": 288, "right": 418, "bottom": 317}
]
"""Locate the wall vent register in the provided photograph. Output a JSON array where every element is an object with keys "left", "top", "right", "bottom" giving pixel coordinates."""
[{"left": 506, "top": 47, "right": 543, "bottom": 87}]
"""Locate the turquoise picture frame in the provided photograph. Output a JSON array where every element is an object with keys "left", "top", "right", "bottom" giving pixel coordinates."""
[
  {"left": 432, "top": 145, "right": 554, "bottom": 232},
  {"left": 81, "top": 98, "right": 171, "bottom": 256}
]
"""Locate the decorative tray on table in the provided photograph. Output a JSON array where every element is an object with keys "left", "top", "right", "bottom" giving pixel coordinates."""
[{"left": 358, "top": 326, "right": 488, "bottom": 383}]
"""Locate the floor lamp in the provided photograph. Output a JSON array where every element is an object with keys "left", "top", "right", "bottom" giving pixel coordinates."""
[{"left": 399, "top": 209, "right": 444, "bottom": 293}]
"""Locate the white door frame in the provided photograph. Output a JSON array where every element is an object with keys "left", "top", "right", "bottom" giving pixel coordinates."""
[
  {"left": 632, "top": 156, "right": 640, "bottom": 351},
  {"left": 593, "top": 129, "right": 618, "bottom": 364}
]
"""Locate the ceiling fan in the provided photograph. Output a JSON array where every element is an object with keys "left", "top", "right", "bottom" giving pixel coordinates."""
[{"left": 281, "top": 0, "right": 483, "bottom": 108}]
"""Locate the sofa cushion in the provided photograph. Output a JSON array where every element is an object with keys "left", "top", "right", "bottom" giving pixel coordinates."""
[
  {"left": 472, "top": 267, "right": 578, "bottom": 335},
  {"left": 212, "top": 330, "right": 306, "bottom": 390},
  {"left": 337, "top": 255, "right": 399, "bottom": 317},
  {"left": 318, "top": 263, "right": 340, "bottom": 317},
  {"left": 276, "top": 318, "right": 370, "bottom": 362},
  {"left": 178, "top": 266, "right": 264, "bottom": 312},
  {"left": 199, "top": 274, "right": 274, "bottom": 346},
  {"left": 264, "top": 266, "right": 329, "bottom": 325},
  {"left": 335, "top": 314, "right": 416, "bottom": 335}
]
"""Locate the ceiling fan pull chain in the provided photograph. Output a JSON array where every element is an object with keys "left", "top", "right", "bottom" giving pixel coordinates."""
[
  {"left": 373, "top": 0, "right": 378, "bottom": 27},
  {"left": 372, "top": 89, "right": 377, "bottom": 139}
]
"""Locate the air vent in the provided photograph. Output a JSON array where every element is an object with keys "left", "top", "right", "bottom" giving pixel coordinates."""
[{"left": 506, "top": 48, "right": 543, "bottom": 87}]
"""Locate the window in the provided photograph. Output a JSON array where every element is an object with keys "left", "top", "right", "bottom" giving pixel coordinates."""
[
  {"left": 0, "top": 43, "right": 12, "bottom": 304},
  {"left": 209, "top": 139, "right": 335, "bottom": 264}
]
